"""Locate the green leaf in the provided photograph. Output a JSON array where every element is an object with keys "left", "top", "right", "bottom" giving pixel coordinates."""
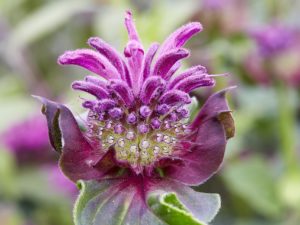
[
  {"left": 222, "top": 156, "right": 282, "bottom": 218},
  {"left": 147, "top": 191, "right": 206, "bottom": 225},
  {"left": 74, "top": 180, "right": 221, "bottom": 225}
]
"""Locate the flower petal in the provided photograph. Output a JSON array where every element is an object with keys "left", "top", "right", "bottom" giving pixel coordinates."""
[
  {"left": 153, "top": 48, "right": 189, "bottom": 80},
  {"left": 159, "top": 90, "right": 191, "bottom": 106},
  {"left": 84, "top": 75, "right": 107, "bottom": 88},
  {"left": 108, "top": 79, "right": 135, "bottom": 107},
  {"left": 159, "top": 22, "right": 203, "bottom": 54},
  {"left": 124, "top": 10, "right": 141, "bottom": 42},
  {"left": 190, "top": 87, "right": 235, "bottom": 133},
  {"left": 164, "top": 117, "right": 227, "bottom": 186},
  {"left": 88, "top": 37, "right": 126, "bottom": 80},
  {"left": 168, "top": 65, "right": 207, "bottom": 90},
  {"left": 124, "top": 11, "right": 144, "bottom": 94},
  {"left": 172, "top": 74, "right": 215, "bottom": 93},
  {"left": 162, "top": 88, "right": 235, "bottom": 185},
  {"left": 58, "top": 49, "right": 120, "bottom": 80},
  {"left": 124, "top": 40, "right": 144, "bottom": 95},
  {"left": 72, "top": 81, "right": 110, "bottom": 99},
  {"left": 141, "top": 43, "right": 160, "bottom": 85},
  {"left": 164, "top": 62, "right": 181, "bottom": 81},
  {"left": 35, "top": 97, "right": 119, "bottom": 182},
  {"left": 140, "top": 76, "right": 166, "bottom": 105}
]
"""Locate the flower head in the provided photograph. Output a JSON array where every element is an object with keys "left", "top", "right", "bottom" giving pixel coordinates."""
[
  {"left": 38, "top": 11, "right": 234, "bottom": 224},
  {"left": 251, "top": 23, "right": 295, "bottom": 57},
  {"left": 1, "top": 115, "right": 52, "bottom": 164},
  {"left": 246, "top": 23, "right": 300, "bottom": 86}
]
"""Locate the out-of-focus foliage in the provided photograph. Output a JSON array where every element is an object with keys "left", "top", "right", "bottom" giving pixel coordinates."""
[{"left": 0, "top": 0, "right": 300, "bottom": 224}]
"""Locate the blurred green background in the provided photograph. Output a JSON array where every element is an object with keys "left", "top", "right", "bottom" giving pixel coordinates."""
[{"left": 0, "top": 0, "right": 300, "bottom": 224}]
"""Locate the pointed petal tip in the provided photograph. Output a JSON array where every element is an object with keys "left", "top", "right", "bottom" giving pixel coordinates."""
[
  {"left": 31, "top": 95, "right": 49, "bottom": 108},
  {"left": 32, "top": 95, "right": 49, "bottom": 114},
  {"left": 31, "top": 94, "right": 41, "bottom": 101}
]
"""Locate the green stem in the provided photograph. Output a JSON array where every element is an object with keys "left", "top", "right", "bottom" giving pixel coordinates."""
[{"left": 276, "top": 83, "right": 297, "bottom": 173}]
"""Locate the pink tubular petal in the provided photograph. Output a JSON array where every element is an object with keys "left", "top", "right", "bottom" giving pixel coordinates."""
[
  {"left": 57, "top": 49, "right": 120, "bottom": 80},
  {"left": 164, "top": 62, "right": 181, "bottom": 81},
  {"left": 72, "top": 81, "right": 110, "bottom": 99},
  {"left": 108, "top": 79, "right": 135, "bottom": 107},
  {"left": 35, "top": 97, "right": 116, "bottom": 182},
  {"left": 88, "top": 37, "right": 126, "bottom": 79},
  {"left": 159, "top": 90, "right": 191, "bottom": 106},
  {"left": 124, "top": 10, "right": 140, "bottom": 42},
  {"left": 95, "top": 99, "right": 116, "bottom": 112},
  {"left": 124, "top": 11, "right": 144, "bottom": 94},
  {"left": 122, "top": 61, "right": 133, "bottom": 87},
  {"left": 141, "top": 43, "right": 160, "bottom": 84},
  {"left": 82, "top": 100, "right": 97, "bottom": 110},
  {"left": 173, "top": 74, "right": 215, "bottom": 93},
  {"left": 152, "top": 48, "right": 189, "bottom": 79},
  {"left": 159, "top": 22, "right": 203, "bottom": 54},
  {"left": 168, "top": 65, "right": 207, "bottom": 90},
  {"left": 124, "top": 40, "right": 144, "bottom": 95},
  {"left": 84, "top": 75, "right": 107, "bottom": 88},
  {"left": 140, "top": 76, "right": 166, "bottom": 105}
]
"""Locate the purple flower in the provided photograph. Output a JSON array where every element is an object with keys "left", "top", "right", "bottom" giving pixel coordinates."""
[
  {"left": 38, "top": 11, "right": 234, "bottom": 224},
  {"left": 1, "top": 115, "right": 52, "bottom": 164},
  {"left": 246, "top": 23, "right": 300, "bottom": 86},
  {"left": 251, "top": 23, "right": 295, "bottom": 57}
]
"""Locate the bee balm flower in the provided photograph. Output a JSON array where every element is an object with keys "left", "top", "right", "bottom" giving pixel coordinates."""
[
  {"left": 245, "top": 23, "right": 300, "bottom": 86},
  {"left": 38, "top": 11, "right": 234, "bottom": 225}
]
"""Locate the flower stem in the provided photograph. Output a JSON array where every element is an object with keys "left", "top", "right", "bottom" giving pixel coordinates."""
[{"left": 276, "top": 82, "right": 297, "bottom": 174}]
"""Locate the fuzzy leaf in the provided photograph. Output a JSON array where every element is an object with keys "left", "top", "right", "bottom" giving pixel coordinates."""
[
  {"left": 147, "top": 191, "right": 206, "bottom": 225},
  {"left": 74, "top": 180, "right": 221, "bottom": 225}
]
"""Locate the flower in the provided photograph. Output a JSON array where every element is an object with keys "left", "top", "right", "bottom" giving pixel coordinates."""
[
  {"left": 1, "top": 115, "right": 52, "bottom": 164},
  {"left": 245, "top": 23, "right": 300, "bottom": 86},
  {"left": 251, "top": 23, "right": 295, "bottom": 57},
  {"left": 38, "top": 11, "right": 234, "bottom": 224}
]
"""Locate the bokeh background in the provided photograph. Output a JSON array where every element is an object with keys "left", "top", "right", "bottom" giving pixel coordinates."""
[{"left": 0, "top": 0, "right": 300, "bottom": 224}]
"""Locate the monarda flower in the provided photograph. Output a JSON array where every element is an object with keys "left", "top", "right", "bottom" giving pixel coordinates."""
[
  {"left": 1, "top": 115, "right": 52, "bottom": 164},
  {"left": 245, "top": 23, "right": 300, "bottom": 86},
  {"left": 37, "top": 11, "right": 234, "bottom": 225}
]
